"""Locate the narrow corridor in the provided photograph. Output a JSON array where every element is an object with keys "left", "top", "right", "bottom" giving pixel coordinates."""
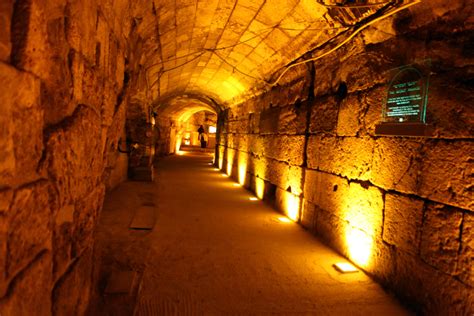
[{"left": 94, "top": 151, "right": 410, "bottom": 315}]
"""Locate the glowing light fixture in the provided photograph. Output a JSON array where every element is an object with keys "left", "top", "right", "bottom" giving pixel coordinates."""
[
  {"left": 333, "top": 262, "right": 359, "bottom": 273},
  {"left": 209, "top": 126, "right": 217, "bottom": 133},
  {"left": 249, "top": 197, "right": 258, "bottom": 201},
  {"left": 233, "top": 183, "right": 241, "bottom": 187}
]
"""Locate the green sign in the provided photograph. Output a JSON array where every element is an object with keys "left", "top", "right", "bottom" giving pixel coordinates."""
[{"left": 383, "top": 61, "right": 430, "bottom": 123}]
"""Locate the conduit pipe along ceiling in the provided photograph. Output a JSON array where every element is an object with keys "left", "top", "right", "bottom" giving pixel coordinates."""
[{"left": 140, "top": 0, "right": 417, "bottom": 107}]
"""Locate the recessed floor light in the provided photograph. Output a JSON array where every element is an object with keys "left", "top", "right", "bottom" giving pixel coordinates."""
[
  {"left": 233, "top": 183, "right": 241, "bottom": 187},
  {"left": 277, "top": 217, "right": 292, "bottom": 223},
  {"left": 333, "top": 262, "right": 359, "bottom": 273},
  {"left": 249, "top": 197, "right": 258, "bottom": 201}
]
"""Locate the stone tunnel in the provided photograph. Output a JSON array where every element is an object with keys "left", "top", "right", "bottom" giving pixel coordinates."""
[{"left": 0, "top": 0, "right": 473, "bottom": 314}]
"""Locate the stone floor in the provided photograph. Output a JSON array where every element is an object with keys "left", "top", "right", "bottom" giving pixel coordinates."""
[{"left": 92, "top": 151, "right": 412, "bottom": 315}]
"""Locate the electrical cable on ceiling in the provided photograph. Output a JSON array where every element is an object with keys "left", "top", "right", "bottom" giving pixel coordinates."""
[{"left": 267, "top": 0, "right": 421, "bottom": 86}]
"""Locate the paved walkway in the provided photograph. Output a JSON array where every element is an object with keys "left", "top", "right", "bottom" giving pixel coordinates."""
[{"left": 94, "top": 151, "right": 411, "bottom": 315}]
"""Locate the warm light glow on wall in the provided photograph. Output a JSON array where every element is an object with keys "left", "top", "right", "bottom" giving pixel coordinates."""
[
  {"left": 345, "top": 227, "right": 373, "bottom": 267},
  {"left": 238, "top": 152, "right": 248, "bottom": 186},
  {"left": 255, "top": 177, "right": 265, "bottom": 200},
  {"left": 284, "top": 192, "right": 300, "bottom": 222},
  {"left": 175, "top": 133, "right": 182, "bottom": 153},
  {"left": 218, "top": 147, "right": 224, "bottom": 170},
  {"left": 340, "top": 183, "right": 380, "bottom": 268},
  {"left": 226, "top": 148, "right": 234, "bottom": 176}
]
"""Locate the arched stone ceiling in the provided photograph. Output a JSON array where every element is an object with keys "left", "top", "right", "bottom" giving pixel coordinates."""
[
  {"left": 154, "top": 95, "right": 217, "bottom": 122},
  {"left": 131, "top": 0, "right": 396, "bottom": 107}
]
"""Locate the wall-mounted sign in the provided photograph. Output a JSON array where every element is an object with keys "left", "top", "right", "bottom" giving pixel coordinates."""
[{"left": 375, "top": 60, "right": 433, "bottom": 137}]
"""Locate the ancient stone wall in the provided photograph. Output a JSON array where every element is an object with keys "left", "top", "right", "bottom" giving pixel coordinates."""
[
  {"left": 0, "top": 0, "right": 138, "bottom": 314},
  {"left": 219, "top": 1, "right": 473, "bottom": 313}
]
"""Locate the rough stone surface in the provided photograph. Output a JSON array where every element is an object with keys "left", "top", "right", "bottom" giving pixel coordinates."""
[
  {"left": 42, "top": 106, "right": 103, "bottom": 207},
  {"left": 301, "top": 200, "right": 317, "bottom": 232},
  {"left": 420, "top": 203, "right": 463, "bottom": 275},
  {"left": 395, "top": 251, "right": 473, "bottom": 315},
  {"left": 371, "top": 138, "right": 424, "bottom": 194},
  {"left": 0, "top": 1, "right": 13, "bottom": 61},
  {"left": 0, "top": 62, "right": 43, "bottom": 187},
  {"left": 53, "top": 247, "right": 94, "bottom": 316},
  {"left": 307, "top": 136, "right": 374, "bottom": 181},
  {"left": 458, "top": 212, "right": 474, "bottom": 286},
  {"left": 309, "top": 97, "right": 339, "bottom": 134},
  {"left": 419, "top": 140, "right": 474, "bottom": 210},
  {"left": 383, "top": 193, "right": 424, "bottom": 254},
  {"left": 0, "top": 251, "right": 52, "bottom": 316},
  {"left": 6, "top": 180, "right": 53, "bottom": 279}
]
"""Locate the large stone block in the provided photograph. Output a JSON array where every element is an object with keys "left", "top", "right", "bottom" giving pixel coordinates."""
[
  {"left": 303, "top": 170, "right": 349, "bottom": 219},
  {"left": 6, "top": 180, "right": 53, "bottom": 279},
  {"left": 315, "top": 208, "right": 346, "bottom": 254},
  {"left": 423, "top": 76, "right": 473, "bottom": 139},
  {"left": 0, "top": 251, "right": 52, "bottom": 316},
  {"left": 250, "top": 135, "right": 305, "bottom": 166},
  {"left": 342, "top": 182, "right": 384, "bottom": 238},
  {"left": 10, "top": 0, "right": 49, "bottom": 76},
  {"left": 101, "top": 80, "right": 118, "bottom": 127},
  {"left": 304, "top": 170, "right": 383, "bottom": 238},
  {"left": 275, "top": 188, "right": 302, "bottom": 221},
  {"left": 52, "top": 247, "right": 94, "bottom": 316},
  {"left": 0, "top": 189, "right": 12, "bottom": 215},
  {"left": 265, "top": 159, "right": 304, "bottom": 195},
  {"left": 276, "top": 103, "right": 307, "bottom": 135},
  {"left": 419, "top": 140, "right": 473, "bottom": 210},
  {"left": 394, "top": 251, "right": 473, "bottom": 315},
  {"left": 362, "top": 85, "right": 386, "bottom": 135},
  {"left": 309, "top": 97, "right": 338, "bottom": 134},
  {"left": 371, "top": 138, "right": 424, "bottom": 194},
  {"left": 458, "top": 212, "right": 473, "bottom": 286},
  {"left": 335, "top": 49, "right": 388, "bottom": 93},
  {"left": 307, "top": 135, "right": 374, "bottom": 181},
  {"left": 259, "top": 106, "right": 280, "bottom": 134},
  {"left": 42, "top": 105, "right": 103, "bottom": 207},
  {"left": 336, "top": 93, "right": 363, "bottom": 137},
  {"left": 64, "top": 0, "right": 98, "bottom": 62},
  {"left": 383, "top": 193, "right": 424, "bottom": 254},
  {"left": 366, "top": 239, "right": 397, "bottom": 285},
  {"left": 301, "top": 199, "right": 317, "bottom": 232},
  {"left": 420, "top": 203, "right": 463, "bottom": 275},
  {"left": 53, "top": 204, "right": 74, "bottom": 281},
  {"left": 0, "top": 214, "right": 6, "bottom": 297},
  {"left": 41, "top": 16, "right": 75, "bottom": 126},
  {"left": 0, "top": 1, "right": 13, "bottom": 61},
  {"left": 0, "top": 62, "right": 43, "bottom": 187}
]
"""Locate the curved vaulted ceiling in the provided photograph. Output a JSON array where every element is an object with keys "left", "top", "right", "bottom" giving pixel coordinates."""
[{"left": 128, "top": 0, "right": 400, "bottom": 108}]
